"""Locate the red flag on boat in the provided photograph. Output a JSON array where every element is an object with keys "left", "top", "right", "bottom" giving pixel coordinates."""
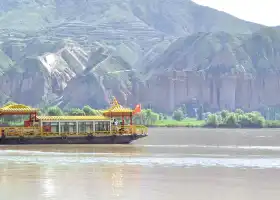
[{"left": 133, "top": 104, "right": 141, "bottom": 114}]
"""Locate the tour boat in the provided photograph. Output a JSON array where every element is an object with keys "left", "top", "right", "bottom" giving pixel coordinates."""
[{"left": 0, "top": 98, "right": 147, "bottom": 145}]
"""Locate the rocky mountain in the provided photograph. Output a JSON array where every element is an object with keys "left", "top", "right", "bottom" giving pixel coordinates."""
[
  {"left": 140, "top": 28, "right": 280, "bottom": 112},
  {"left": 0, "top": 0, "right": 276, "bottom": 112}
]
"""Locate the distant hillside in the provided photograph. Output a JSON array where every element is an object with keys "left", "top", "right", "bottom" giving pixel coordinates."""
[
  {"left": 0, "top": 0, "right": 261, "bottom": 33},
  {"left": 145, "top": 28, "right": 280, "bottom": 76},
  {"left": 139, "top": 28, "right": 280, "bottom": 112},
  {"left": 0, "top": 0, "right": 272, "bottom": 111},
  {"left": 130, "top": 0, "right": 262, "bottom": 35}
]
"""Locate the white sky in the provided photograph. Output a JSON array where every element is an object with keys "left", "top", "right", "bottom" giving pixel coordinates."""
[{"left": 192, "top": 0, "right": 279, "bottom": 26}]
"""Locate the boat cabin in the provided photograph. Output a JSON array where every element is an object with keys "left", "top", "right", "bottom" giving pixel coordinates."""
[{"left": 37, "top": 116, "right": 111, "bottom": 134}]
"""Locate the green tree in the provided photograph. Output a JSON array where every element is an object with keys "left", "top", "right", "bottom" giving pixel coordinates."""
[
  {"left": 206, "top": 113, "right": 220, "bottom": 127},
  {"left": 181, "top": 104, "right": 187, "bottom": 114},
  {"left": 133, "top": 112, "right": 144, "bottom": 124},
  {"left": 248, "top": 111, "right": 265, "bottom": 128},
  {"left": 83, "top": 105, "right": 95, "bottom": 115},
  {"left": 133, "top": 109, "right": 160, "bottom": 125},
  {"left": 197, "top": 104, "right": 204, "bottom": 120},
  {"left": 172, "top": 109, "right": 184, "bottom": 121},
  {"left": 47, "top": 106, "right": 63, "bottom": 116},
  {"left": 221, "top": 110, "right": 229, "bottom": 120},
  {"left": 150, "top": 112, "right": 159, "bottom": 124},
  {"left": 235, "top": 108, "right": 244, "bottom": 115},
  {"left": 68, "top": 108, "right": 85, "bottom": 116},
  {"left": 238, "top": 114, "right": 251, "bottom": 127},
  {"left": 91, "top": 109, "right": 102, "bottom": 115},
  {"left": 144, "top": 109, "right": 153, "bottom": 125},
  {"left": 159, "top": 113, "right": 163, "bottom": 120},
  {"left": 224, "top": 113, "right": 238, "bottom": 127}
]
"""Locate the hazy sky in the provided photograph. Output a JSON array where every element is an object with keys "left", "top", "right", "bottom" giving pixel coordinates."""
[{"left": 192, "top": 0, "right": 279, "bottom": 26}]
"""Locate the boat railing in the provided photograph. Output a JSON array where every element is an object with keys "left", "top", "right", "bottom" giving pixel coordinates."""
[
  {"left": 0, "top": 126, "right": 40, "bottom": 136},
  {"left": 0, "top": 125, "right": 148, "bottom": 137},
  {"left": 111, "top": 125, "right": 148, "bottom": 135}
]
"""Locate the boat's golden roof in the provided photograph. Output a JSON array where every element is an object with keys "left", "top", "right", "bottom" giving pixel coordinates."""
[
  {"left": 37, "top": 115, "right": 109, "bottom": 121},
  {"left": 103, "top": 107, "right": 133, "bottom": 113},
  {"left": 0, "top": 104, "right": 38, "bottom": 114},
  {"left": 103, "top": 97, "right": 133, "bottom": 114}
]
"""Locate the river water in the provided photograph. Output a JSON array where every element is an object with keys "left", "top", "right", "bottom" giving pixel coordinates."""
[{"left": 1, "top": 128, "right": 280, "bottom": 200}]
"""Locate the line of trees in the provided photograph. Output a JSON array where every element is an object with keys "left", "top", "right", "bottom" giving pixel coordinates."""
[
  {"left": 43, "top": 105, "right": 101, "bottom": 116},
  {"left": 45, "top": 105, "right": 280, "bottom": 128},
  {"left": 205, "top": 109, "right": 266, "bottom": 128},
  {"left": 171, "top": 106, "right": 280, "bottom": 128},
  {"left": 44, "top": 106, "right": 162, "bottom": 125},
  {"left": 2, "top": 101, "right": 280, "bottom": 128},
  {"left": 205, "top": 109, "right": 280, "bottom": 128}
]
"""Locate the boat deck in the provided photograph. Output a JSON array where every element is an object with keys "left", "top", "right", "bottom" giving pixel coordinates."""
[{"left": 0, "top": 125, "right": 147, "bottom": 137}]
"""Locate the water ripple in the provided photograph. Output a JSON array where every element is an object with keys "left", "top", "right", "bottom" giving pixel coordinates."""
[
  {"left": 0, "top": 154, "right": 279, "bottom": 169},
  {"left": 136, "top": 145, "right": 280, "bottom": 150},
  {"left": 0, "top": 150, "right": 116, "bottom": 156}
]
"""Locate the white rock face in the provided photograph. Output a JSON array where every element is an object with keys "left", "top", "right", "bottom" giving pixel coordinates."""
[{"left": 0, "top": 40, "right": 140, "bottom": 108}]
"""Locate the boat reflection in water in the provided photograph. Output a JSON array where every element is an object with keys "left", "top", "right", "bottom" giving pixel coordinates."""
[
  {"left": 0, "top": 144, "right": 145, "bottom": 199},
  {"left": 41, "top": 167, "right": 56, "bottom": 199}
]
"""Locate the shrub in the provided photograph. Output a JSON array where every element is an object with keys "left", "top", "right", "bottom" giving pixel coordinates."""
[{"left": 172, "top": 109, "right": 184, "bottom": 121}]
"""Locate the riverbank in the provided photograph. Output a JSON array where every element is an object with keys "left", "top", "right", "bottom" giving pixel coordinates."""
[
  {"left": 146, "top": 119, "right": 280, "bottom": 128},
  {"left": 151, "top": 119, "right": 205, "bottom": 127}
]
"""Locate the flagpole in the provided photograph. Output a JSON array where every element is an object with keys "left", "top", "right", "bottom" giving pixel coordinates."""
[{"left": 140, "top": 104, "right": 143, "bottom": 125}]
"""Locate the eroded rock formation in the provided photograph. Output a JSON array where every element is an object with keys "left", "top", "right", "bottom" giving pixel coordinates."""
[{"left": 134, "top": 71, "right": 280, "bottom": 112}]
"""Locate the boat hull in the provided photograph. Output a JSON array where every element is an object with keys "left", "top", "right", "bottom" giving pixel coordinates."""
[{"left": 0, "top": 134, "right": 147, "bottom": 145}]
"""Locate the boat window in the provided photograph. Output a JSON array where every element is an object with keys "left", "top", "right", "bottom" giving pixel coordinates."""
[
  {"left": 43, "top": 122, "right": 51, "bottom": 126},
  {"left": 85, "top": 122, "right": 93, "bottom": 132},
  {"left": 78, "top": 122, "right": 86, "bottom": 133},
  {"left": 42, "top": 122, "right": 51, "bottom": 132},
  {"left": 51, "top": 122, "right": 59, "bottom": 133},
  {"left": 60, "top": 122, "right": 77, "bottom": 133},
  {"left": 95, "top": 121, "right": 110, "bottom": 132},
  {"left": 69, "top": 122, "right": 77, "bottom": 133},
  {"left": 78, "top": 122, "right": 94, "bottom": 133},
  {"left": 60, "top": 122, "right": 68, "bottom": 133}
]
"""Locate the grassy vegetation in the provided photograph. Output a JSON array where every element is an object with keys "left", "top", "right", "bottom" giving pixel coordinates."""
[
  {"left": 153, "top": 118, "right": 205, "bottom": 127},
  {"left": 152, "top": 118, "right": 280, "bottom": 128},
  {"left": 265, "top": 120, "right": 280, "bottom": 128}
]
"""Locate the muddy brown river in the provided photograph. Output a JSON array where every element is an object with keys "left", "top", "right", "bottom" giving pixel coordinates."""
[{"left": 1, "top": 128, "right": 280, "bottom": 200}]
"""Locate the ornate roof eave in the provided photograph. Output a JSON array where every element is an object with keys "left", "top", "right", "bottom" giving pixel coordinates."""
[
  {"left": 103, "top": 107, "right": 133, "bottom": 113},
  {"left": 0, "top": 103, "right": 39, "bottom": 115},
  {"left": 37, "top": 116, "right": 109, "bottom": 121}
]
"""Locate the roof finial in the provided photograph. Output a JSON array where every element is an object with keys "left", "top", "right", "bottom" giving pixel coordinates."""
[{"left": 111, "top": 96, "right": 119, "bottom": 106}]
